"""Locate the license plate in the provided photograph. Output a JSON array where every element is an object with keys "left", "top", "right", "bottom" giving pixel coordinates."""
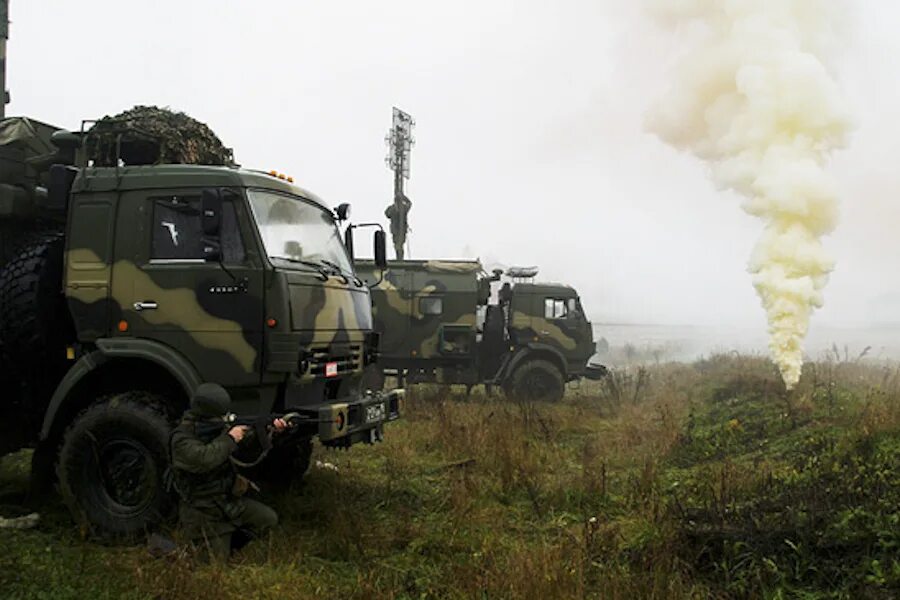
[
  {"left": 325, "top": 361, "right": 338, "bottom": 377},
  {"left": 365, "top": 402, "right": 386, "bottom": 423}
]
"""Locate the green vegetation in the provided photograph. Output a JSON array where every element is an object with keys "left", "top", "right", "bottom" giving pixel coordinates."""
[{"left": 1, "top": 355, "right": 898, "bottom": 599}]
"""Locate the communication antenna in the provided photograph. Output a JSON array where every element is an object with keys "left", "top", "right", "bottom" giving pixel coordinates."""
[
  {"left": 1, "top": 0, "right": 9, "bottom": 118},
  {"left": 383, "top": 107, "right": 414, "bottom": 259}
]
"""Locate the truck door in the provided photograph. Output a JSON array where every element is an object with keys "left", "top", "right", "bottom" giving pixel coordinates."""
[
  {"left": 111, "top": 189, "right": 265, "bottom": 386},
  {"left": 538, "top": 296, "right": 583, "bottom": 355}
]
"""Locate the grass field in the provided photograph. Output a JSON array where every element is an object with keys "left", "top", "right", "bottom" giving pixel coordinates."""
[{"left": 1, "top": 354, "right": 899, "bottom": 599}]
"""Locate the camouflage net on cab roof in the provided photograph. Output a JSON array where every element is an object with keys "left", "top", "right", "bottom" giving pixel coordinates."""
[{"left": 85, "top": 105, "right": 233, "bottom": 167}]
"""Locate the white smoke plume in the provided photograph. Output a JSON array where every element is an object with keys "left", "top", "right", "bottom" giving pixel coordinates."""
[{"left": 645, "top": 0, "right": 853, "bottom": 389}]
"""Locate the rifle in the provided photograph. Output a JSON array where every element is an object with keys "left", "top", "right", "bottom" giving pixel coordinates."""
[
  {"left": 193, "top": 411, "right": 304, "bottom": 438},
  {"left": 193, "top": 411, "right": 308, "bottom": 467},
  {"left": 224, "top": 410, "right": 305, "bottom": 432}
]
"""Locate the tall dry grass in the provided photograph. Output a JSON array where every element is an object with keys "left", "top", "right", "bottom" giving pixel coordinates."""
[{"left": 1, "top": 354, "right": 898, "bottom": 598}]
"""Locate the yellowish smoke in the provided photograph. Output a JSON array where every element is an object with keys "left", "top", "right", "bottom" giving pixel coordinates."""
[{"left": 645, "top": 0, "right": 853, "bottom": 389}]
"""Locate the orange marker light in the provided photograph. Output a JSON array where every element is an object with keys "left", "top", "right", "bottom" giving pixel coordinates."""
[
  {"left": 287, "top": 176, "right": 294, "bottom": 183},
  {"left": 118, "top": 320, "right": 129, "bottom": 332},
  {"left": 277, "top": 173, "right": 286, "bottom": 180},
  {"left": 269, "top": 170, "right": 278, "bottom": 177},
  {"left": 266, "top": 318, "right": 277, "bottom": 328}
]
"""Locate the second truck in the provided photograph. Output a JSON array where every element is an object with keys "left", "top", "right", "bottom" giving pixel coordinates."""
[{"left": 355, "top": 260, "right": 607, "bottom": 402}]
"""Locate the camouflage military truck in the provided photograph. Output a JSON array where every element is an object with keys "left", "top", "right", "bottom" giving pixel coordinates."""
[
  {"left": 354, "top": 260, "right": 606, "bottom": 402},
  {"left": 0, "top": 115, "right": 400, "bottom": 539}
]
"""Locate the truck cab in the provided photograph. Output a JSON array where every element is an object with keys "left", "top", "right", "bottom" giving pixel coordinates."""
[
  {"left": 506, "top": 282, "right": 597, "bottom": 379},
  {"left": 61, "top": 164, "right": 396, "bottom": 442}
]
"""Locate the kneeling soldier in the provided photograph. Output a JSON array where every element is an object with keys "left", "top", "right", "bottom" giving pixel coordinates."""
[{"left": 171, "top": 382, "right": 287, "bottom": 562}]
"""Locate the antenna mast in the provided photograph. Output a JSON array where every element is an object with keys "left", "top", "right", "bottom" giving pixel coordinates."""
[{"left": 384, "top": 107, "right": 414, "bottom": 259}]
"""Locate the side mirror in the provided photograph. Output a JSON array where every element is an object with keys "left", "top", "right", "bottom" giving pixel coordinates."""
[
  {"left": 344, "top": 226, "right": 355, "bottom": 260},
  {"left": 202, "top": 238, "right": 222, "bottom": 262},
  {"left": 201, "top": 188, "right": 222, "bottom": 236},
  {"left": 49, "top": 130, "right": 82, "bottom": 163},
  {"left": 335, "top": 203, "right": 351, "bottom": 221},
  {"left": 374, "top": 230, "right": 387, "bottom": 269}
]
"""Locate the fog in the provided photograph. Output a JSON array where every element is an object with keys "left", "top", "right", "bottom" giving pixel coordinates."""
[{"left": 9, "top": 1, "right": 900, "bottom": 338}]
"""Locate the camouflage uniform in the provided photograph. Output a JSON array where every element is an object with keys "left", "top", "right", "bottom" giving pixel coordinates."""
[{"left": 171, "top": 383, "right": 277, "bottom": 562}]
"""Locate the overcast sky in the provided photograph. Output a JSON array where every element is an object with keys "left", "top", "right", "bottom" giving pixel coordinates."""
[{"left": 9, "top": 1, "right": 899, "bottom": 328}]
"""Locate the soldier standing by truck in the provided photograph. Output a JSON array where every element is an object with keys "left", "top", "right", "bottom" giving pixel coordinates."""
[
  {"left": 384, "top": 192, "right": 411, "bottom": 260},
  {"left": 170, "top": 383, "right": 287, "bottom": 562}
]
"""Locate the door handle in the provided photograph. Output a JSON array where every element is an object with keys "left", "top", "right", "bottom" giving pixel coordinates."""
[{"left": 133, "top": 301, "right": 158, "bottom": 312}]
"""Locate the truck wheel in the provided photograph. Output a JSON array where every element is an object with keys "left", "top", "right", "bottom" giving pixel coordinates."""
[
  {"left": 509, "top": 359, "right": 565, "bottom": 403},
  {"left": 245, "top": 439, "right": 313, "bottom": 492},
  {"left": 0, "top": 229, "right": 70, "bottom": 368},
  {"left": 57, "top": 392, "right": 175, "bottom": 541}
]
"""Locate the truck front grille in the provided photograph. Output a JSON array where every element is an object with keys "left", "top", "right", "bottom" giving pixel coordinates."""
[{"left": 307, "top": 344, "right": 361, "bottom": 377}]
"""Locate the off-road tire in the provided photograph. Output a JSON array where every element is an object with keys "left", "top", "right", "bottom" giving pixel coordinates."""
[
  {"left": 508, "top": 359, "right": 565, "bottom": 403},
  {"left": 244, "top": 439, "right": 314, "bottom": 493},
  {"left": 0, "top": 228, "right": 70, "bottom": 368},
  {"left": 57, "top": 392, "right": 175, "bottom": 542}
]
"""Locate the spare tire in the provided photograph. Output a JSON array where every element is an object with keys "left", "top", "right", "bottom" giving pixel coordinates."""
[{"left": 0, "top": 229, "right": 70, "bottom": 367}]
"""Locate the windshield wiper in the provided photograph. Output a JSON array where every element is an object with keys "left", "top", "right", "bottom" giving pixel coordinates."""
[
  {"left": 319, "top": 259, "right": 350, "bottom": 283},
  {"left": 269, "top": 256, "right": 330, "bottom": 281},
  {"left": 320, "top": 259, "right": 364, "bottom": 287}
]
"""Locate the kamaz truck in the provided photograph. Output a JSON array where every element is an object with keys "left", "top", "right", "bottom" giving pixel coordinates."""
[
  {"left": 0, "top": 116, "right": 400, "bottom": 539},
  {"left": 355, "top": 260, "right": 606, "bottom": 402}
]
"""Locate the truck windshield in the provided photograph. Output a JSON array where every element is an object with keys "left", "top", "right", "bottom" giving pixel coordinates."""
[{"left": 247, "top": 189, "right": 352, "bottom": 274}]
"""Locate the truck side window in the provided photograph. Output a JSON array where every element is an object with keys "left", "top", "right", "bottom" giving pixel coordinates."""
[
  {"left": 151, "top": 196, "right": 245, "bottom": 263},
  {"left": 420, "top": 297, "right": 443, "bottom": 316},
  {"left": 544, "top": 298, "right": 569, "bottom": 320}
]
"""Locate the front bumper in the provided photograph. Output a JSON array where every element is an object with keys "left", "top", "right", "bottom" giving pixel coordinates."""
[
  {"left": 584, "top": 362, "right": 609, "bottom": 381},
  {"left": 312, "top": 388, "right": 403, "bottom": 446}
]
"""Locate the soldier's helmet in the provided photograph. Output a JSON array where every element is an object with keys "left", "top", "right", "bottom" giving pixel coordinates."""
[{"left": 191, "top": 383, "right": 231, "bottom": 418}]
